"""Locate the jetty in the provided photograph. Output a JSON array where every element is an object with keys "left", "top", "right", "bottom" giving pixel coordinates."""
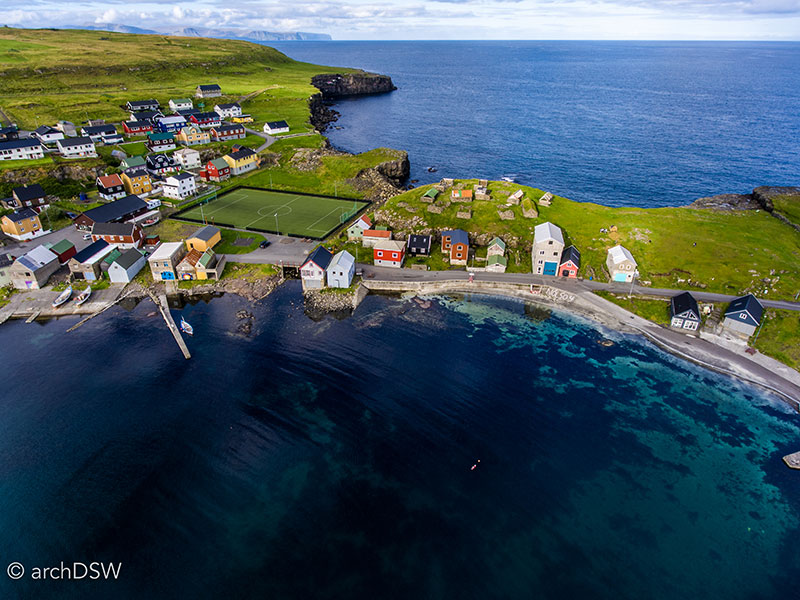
[
  {"left": 783, "top": 452, "right": 800, "bottom": 470},
  {"left": 145, "top": 289, "right": 191, "bottom": 360}
]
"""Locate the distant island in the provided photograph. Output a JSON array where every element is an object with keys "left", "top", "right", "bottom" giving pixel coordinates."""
[{"left": 60, "top": 23, "right": 332, "bottom": 42}]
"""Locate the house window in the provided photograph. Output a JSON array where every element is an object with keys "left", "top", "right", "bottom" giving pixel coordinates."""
[
  {"left": 548, "top": 241, "right": 553, "bottom": 245},
  {"left": 554, "top": 252, "right": 559, "bottom": 256},
  {"left": 539, "top": 250, "right": 544, "bottom": 255}
]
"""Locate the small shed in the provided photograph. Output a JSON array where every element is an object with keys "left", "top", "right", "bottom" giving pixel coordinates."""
[
  {"left": 186, "top": 225, "right": 221, "bottom": 252},
  {"left": 47, "top": 239, "right": 77, "bottom": 264},
  {"left": 108, "top": 249, "right": 147, "bottom": 283},
  {"left": 326, "top": 250, "right": 355, "bottom": 288},
  {"left": 722, "top": 294, "right": 764, "bottom": 337},
  {"left": 485, "top": 255, "right": 507, "bottom": 273},
  {"left": 407, "top": 234, "right": 432, "bottom": 256}
]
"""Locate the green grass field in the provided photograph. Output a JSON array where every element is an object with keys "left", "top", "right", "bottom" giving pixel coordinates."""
[{"left": 175, "top": 188, "right": 366, "bottom": 239}]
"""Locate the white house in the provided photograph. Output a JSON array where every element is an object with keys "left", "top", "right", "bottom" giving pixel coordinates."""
[
  {"left": 168, "top": 98, "right": 194, "bottom": 112},
  {"left": 214, "top": 103, "right": 243, "bottom": 119},
  {"left": 33, "top": 125, "right": 64, "bottom": 144},
  {"left": 300, "top": 246, "right": 333, "bottom": 290},
  {"left": 108, "top": 248, "right": 147, "bottom": 283},
  {"left": 161, "top": 173, "right": 197, "bottom": 200},
  {"left": 263, "top": 120, "right": 290, "bottom": 134},
  {"left": 532, "top": 222, "right": 565, "bottom": 276},
  {"left": 0, "top": 139, "right": 45, "bottom": 161},
  {"left": 173, "top": 147, "right": 201, "bottom": 170},
  {"left": 606, "top": 245, "right": 638, "bottom": 283},
  {"left": 56, "top": 137, "right": 97, "bottom": 159},
  {"left": 326, "top": 250, "right": 355, "bottom": 288},
  {"left": 81, "top": 124, "right": 117, "bottom": 143}
]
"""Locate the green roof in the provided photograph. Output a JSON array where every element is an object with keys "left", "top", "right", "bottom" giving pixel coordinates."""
[
  {"left": 489, "top": 237, "right": 506, "bottom": 251},
  {"left": 121, "top": 155, "right": 146, "bottom": 168},
  {"left": 197, "top": 250, "right": 215, "bottom": 268},
  {"left": 423, "top": 188, "right": 439, "bottom": 198},
  {"left": 48, "top": 239, "right": 74, "bottom": 254},
  {"left": 375, "top": 225, "right": 388, "bottom": 231},
  {"left": 103, "top": 248, "right": 122, "bottom": 265},
  {"left": 209, "top": 157, "right": 228, "bottom": 169},
  {"left": 487, "top": 255, "right": 507, "bottom": 266}
]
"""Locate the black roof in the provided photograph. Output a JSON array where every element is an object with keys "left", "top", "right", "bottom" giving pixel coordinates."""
[
  {"left": 34, "top": 125, "right": 57, "bottom": 135},
  {"left": 725, "top": 294, "right": 764, "bottom": 323},
  {"left": 128, "top": 99, "right": 158, "bottom": 107},
  {"left": 59, "top": 137, "right": 94, "bottom": 148},
  {"left": 215, "top": 124, "right": 244, "bottom": 133},
  {"left": 79, "top": 195, "right": 147, "bottom": 224},
  {"left": 198, "top": 84, "right": 221, "bottom": 90},
  {"left": 228, "top": 147, "right": 256, "bottom": 161},
  {"left": 0, "top": 138, "right": 42, "bottom": 150},
  {"left": 13, "top": 184, "right": 45, "bottom": 201},
  {"left": 83, "top": 124, "right": 116, "bottom": 135},
  {"left": 114, "top": 248, "right": 145, "bottom": 270},
  {"left": 304, "top": 246, "right": 333, "bottom": 270},
  {"left": 670, "top": 291, "right": 699, "bottom": 318},
  {"left": 124, "top": 120, "right": 151, "bottom": 128},
  {"left": 560, "top": 245, "right": 581, "bottom": 267},
  {"left": 407, "top": 234, "right": 431, "bottom": 250},
  {"left": 72, "top": 240, "right": 110, "bottom": 263},
  {"left": 146, "top": 154, "right": 176, "bottom": 168},
  {"left": 92, "top": 222, "right": 137, "bottom": 237},
  {"left": 192, "top": 112, "right": 220, "bottom": 120},
  {"left": 132, "top": 111, "right": 163, "bottom": 121},
  {"left": 176, "top": 108, "right": 202, "bottom": 116},
  {"left": 6, "top": 207, "right": 38, "bottom": 221},
  {"left": 265, "top": 120, "right": 289, "bottom": 129}
]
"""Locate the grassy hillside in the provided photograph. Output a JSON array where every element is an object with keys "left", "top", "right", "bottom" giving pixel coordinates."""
[
  {"left": 0, "top": 27, "right": 351, "bottom": 132},
  {"left": 378, "top": 181, "right": 800, "bottom": 300}
]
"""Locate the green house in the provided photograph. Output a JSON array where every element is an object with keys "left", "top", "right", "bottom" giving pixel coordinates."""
[
  {"left": 486, "top": 254, "right": 508, "bottom": 273},
  {"left": 120, "top": 155, "right": 146, "bottom": 170},
  {"left": 423, "top": 188, "right": 439, "bottom": 200}
]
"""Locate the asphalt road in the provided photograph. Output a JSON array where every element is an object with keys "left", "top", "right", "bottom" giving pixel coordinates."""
[
  {"left": 1, "top": 224, "right": 90, "bottom": 259},
  {"left": 357, "top": 263, "right": 800, "bottom": 312}
]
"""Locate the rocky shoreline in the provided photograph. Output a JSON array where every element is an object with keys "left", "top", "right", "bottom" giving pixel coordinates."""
[{"left": 687, "top": 185, "right": 800, "bottom": 212}]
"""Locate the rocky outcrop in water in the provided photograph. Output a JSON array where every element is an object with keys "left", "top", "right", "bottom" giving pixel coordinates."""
[
  {"left": 311, "top": 72, "right": 396, "bottom": 99},
  {"left": 752, "top": 186, "right": 800, "bottom": 212}
]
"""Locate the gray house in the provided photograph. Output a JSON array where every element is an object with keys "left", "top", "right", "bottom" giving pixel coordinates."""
[
  {"left": 326, "top": 250, "right": 355, "bottom": 288},
  {"left": 532, "top": 222, "right": 564, "bottom": 276},
  {"left": 722, "top": 294, "right": 764, "bottom": 337},
  {"left": 108, "top": 249, "right": 147, "bottom": 283},
  {"left": 670, "top": 292, "right": 701, "bottom": 331},
  {"left": 9, "top": 245, "right": 60, "bottom": 289}
]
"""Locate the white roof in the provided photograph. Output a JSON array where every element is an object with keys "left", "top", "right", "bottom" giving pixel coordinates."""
[
  {"left": 534, "top": 221, "right": 564, "bottom": 245},
  {"left": 158, "top": 116, "right": 186, "bottom": 124},
  {"left": 148, "top": 242, "right": 184, "bottom": 261},
  {"left": 327, "top": 250, "right": 355, "bottom": 271},
  {"left": 20, "top": 245, "right": 58, "bottom": 267},
  {"left": 607, "top": 244, "right": 637, "bottom": 266},
  {"left": 373, "top": 239, "right": 406, "bottom": 252},
  {"left": 174, "top": 147, "right": 199, "bottom": 156}
]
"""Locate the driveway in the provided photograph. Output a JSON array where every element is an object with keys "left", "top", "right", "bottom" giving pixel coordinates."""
[
  {"left": 1, "top": 224, "right": 88, "bottom": 259},
  {"left": 221, "top": 234, "right": 315, "bottom": 265}
]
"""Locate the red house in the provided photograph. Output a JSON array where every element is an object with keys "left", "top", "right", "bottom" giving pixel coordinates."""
[
  {"left": 440, "top": 229, "right": 469, "bottom": 266},
  {"left": 123, "top": 120, "right": 153, "bottom": 136},
  {"left": 210, "top": 124, "right": 245, "bottom": 141},
  {"left": 190, "top": 112, "right": 222, "bottom": 129},
  {"left": 199, "top": 157, "right": 231, "bottom": 182},
  {"left": 559, "top": 246, "right": 581, "bottom": 278},
  {"left": 373, "top": 240, "right": 406, "bottom": 268},
  {"left": 48, "top": 239, "right": 77, "bottom": 264}
]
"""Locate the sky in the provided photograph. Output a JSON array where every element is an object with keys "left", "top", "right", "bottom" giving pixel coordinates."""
[{"left": 4, "top": 0, "right": 800, "bottom": 40}]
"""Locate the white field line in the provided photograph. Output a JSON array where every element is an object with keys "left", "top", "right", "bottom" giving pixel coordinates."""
[
  {"left": 304, "top": 204, "right": 348, "bottom": 233},
  {"left": 191, "top": 192, "right": 251, "bottom": 217}
]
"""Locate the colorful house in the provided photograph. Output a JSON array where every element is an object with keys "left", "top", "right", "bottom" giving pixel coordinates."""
[
  {"left": 346, "top": 215, "right": 372, "bottom": 241},
  {"left": 148, "top": 242, "right": 187, "bottom": 281},
  {"left": 96, "top": 173, "right": 126, "bottom": 201},
  {"left": 73, "top": 194, "right": 149, "bottom": 230},
  {"left": 190, "top": 112, "right": 222, "bottom": 129},
  {"left": 422, "top": 188, "right": 439, "bottom": 201},
  {"left": 451, "top": 188, "right": 473, "bottom": 201},
  {"left": 670, "top": 292, "right": 701, "bottom": 332},
  {"left": 300, "top": 246, "right": 333, "bottom": 290},
  {"left": 487, "top": 237, "right": 505, "bottom": 258},
  {"left": 485, "top": 255, "right": 508, "bottom": 273},
  {"left": 122, "top": 121, "right": 153, "bottom": 136},
  {"left": 108, "top": 248, "right": 147, "bottom": 283},
  {"left": 532, "top": 222, "right": 565, "bottom": 276},
  {"left": 373, "top": 240, "right": 406, "bottom": 268},
  {"left": 407, "top": 234, "right": 432, "bottom": 256},
  {"left": 147, "top": 132, "right": 176, "bottom": 152},
  {"left": 186, "top": 225, "right": 221, "bottom": 253},
  {"left": 145, "top": 153, "right": 177, "bottom": 175},
  {"left": 326, "top": 250, "right": 355, "bottom": 288},
  {"left": 222, "top": 147, "right": 258, "bottom": 175},
  {"left": 68, "top": 240, "right": 114, "bottom": 281},
  {"left": 606, "top": 244, "right": 637, "bottom": 283},
  {"left": 121, "top": 167, "right": 153, "bottom": 196},
  {"left": 263, "top": 120, "right": 290, "bottom": 134},
  {"left": 1, "top": 208, "right": 47, "bottom": 241},
  {"left": 90, "top": 222, "right": 144, "bottom": 249},
  {"left": 441, "top": 229, "right": 469, "bottom": 265},
  {"left": 47, "top": 239, "right": 77, "bottom": 264},
  {"left": 722, "top": 294, "right": 764, "bottom": 337},
  {"left": 559, "top": 246, "right": 581, "bottom": 278},
  {"left": 175, "top": 126, "right": 209, "bottom": 147},
  {"left": 156, "top": 115, "right": 187, "bottom": 133},
  {"left": 199, "top": 157, "right": 231, "bottom": 182},
  {"left": 173, "top": 147, "right": 201, "bottom": 170},
  {"left": 176, "top": 249, "right": 203, "bottom": 280},
  {"left": 120, "top": 155, "right": 147, "bottom": 170},
  {"left": 4, "top": 184, "right": 49, "bottom": 213},
  {"left": 211, "top": 124, "right": 246, "bottom": 141},
  {"left": 9, "top": 246, "right": 59, "bottom": 289}
]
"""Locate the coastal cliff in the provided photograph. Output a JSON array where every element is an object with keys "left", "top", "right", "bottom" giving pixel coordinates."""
[
  {"left": 687, "top": 185, "right": 800, "bottom": 211},
  {"left": 309, "top": 72, "right": 396, "bottom": 132}
]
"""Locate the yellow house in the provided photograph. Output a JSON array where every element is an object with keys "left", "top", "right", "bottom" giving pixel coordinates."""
[
  {"left": 222, "top": 147, "right": 259, "bottom": 176},
  {"left": 1, "top": 208, "right": 45, "bottom": 241},
  {"left": 231, "top": 114, "right": 254, "bottom": 123},
  {"left": 121, "top": 168, "right": 153, "bottom": 196},
  {"left": 186, "top": 225, "right": 221, "bottom": 252},
  {"left": 175, "top": 125, "right": 210, "bottom": 146}
]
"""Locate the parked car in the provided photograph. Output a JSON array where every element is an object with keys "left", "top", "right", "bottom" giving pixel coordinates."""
[
  {"left": 259, "top": 240, "right": 271, "bottom": 249},
  {"left": 82, "top": 233, "right": 92, "bottom": 240}
]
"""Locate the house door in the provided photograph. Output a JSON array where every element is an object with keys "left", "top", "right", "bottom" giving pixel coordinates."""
[
  {"left": 613, "top": 272, "right": 627, "bottom": 282},
  {"left": 161, "top": 271, "right": 175, "bottom": 280},
  {"left": 543, "top": 261, "right": 557, "bottom": 276},
  {"left": 561, "top": 269, "right": 570, "bottom": 277}
]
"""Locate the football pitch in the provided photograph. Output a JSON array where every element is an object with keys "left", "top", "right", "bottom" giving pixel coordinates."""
[{"left": 174, "top": 187, "right": 367, "bottom": 239}]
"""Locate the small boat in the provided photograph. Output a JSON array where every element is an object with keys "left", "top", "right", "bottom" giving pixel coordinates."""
[
  {"left": 501, "top": 176, "right": 516, "bottom": 183},
  {"left": 427, "top": 166, "right": 438, "bottom": 173},
  {"left": 75, "top": 286, "right": 92, "bottom": 306},
  {"left": 180, "top": 317, "right": 194, "bottom": 336},
  {"left": 141, "top": 216, "right": 160, "bottom": 227},
  {"left": 52, "top": 286, "right": 72, "bottom": 308}
]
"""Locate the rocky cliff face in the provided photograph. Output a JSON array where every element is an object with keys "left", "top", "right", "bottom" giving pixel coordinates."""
[
  {"left": 686, "top": 186, "right": 800, "bottom": 211},
  {"left": 311, "top": 73, "right": 396, "bottom": 99}
]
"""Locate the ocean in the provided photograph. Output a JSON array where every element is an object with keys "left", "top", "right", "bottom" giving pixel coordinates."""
[
  {"left": 1, "top": 285, "right": 799, "bottom": 599},
  {"left": 269, "top": 41, "right": 800, "bottom": 207}
]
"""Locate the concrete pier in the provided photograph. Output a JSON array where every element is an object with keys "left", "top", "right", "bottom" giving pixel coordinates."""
[{"left": 147, "top": 290, "right": 191, "bottom": 360}]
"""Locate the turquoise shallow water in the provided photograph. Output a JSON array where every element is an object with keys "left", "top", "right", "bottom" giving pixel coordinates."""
[{"left": 0, "top": 284, "right": 798, "bottom": 599}]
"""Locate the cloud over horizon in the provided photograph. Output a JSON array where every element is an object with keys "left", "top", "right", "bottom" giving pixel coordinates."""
[{"left": 2, "top": 0, "right": 800, "bottom": 40}]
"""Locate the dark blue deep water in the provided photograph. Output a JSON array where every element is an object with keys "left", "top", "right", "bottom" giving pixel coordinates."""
[
  {"left": 270, "top": 41, "right": 800, "bottom": 207},
  {"left": 1, "top": 285, "right": 799, "bottom": 599}
]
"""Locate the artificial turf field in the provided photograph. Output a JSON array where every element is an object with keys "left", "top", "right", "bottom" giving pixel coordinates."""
[{"left": 175, "top": 187, "right": 367, "bottom": 239}]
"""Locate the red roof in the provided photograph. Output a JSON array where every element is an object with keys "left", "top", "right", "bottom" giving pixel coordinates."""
[
  {"left": 98, "top": 173, "right": 123, "bottom": 188},
  {"left": 363, "top": 229, "right": 391, "bottom": 239}
]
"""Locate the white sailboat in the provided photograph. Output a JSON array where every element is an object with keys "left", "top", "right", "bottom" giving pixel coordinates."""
[{"left": 180, "top": 317, "right": 194, "bottom": 336}]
